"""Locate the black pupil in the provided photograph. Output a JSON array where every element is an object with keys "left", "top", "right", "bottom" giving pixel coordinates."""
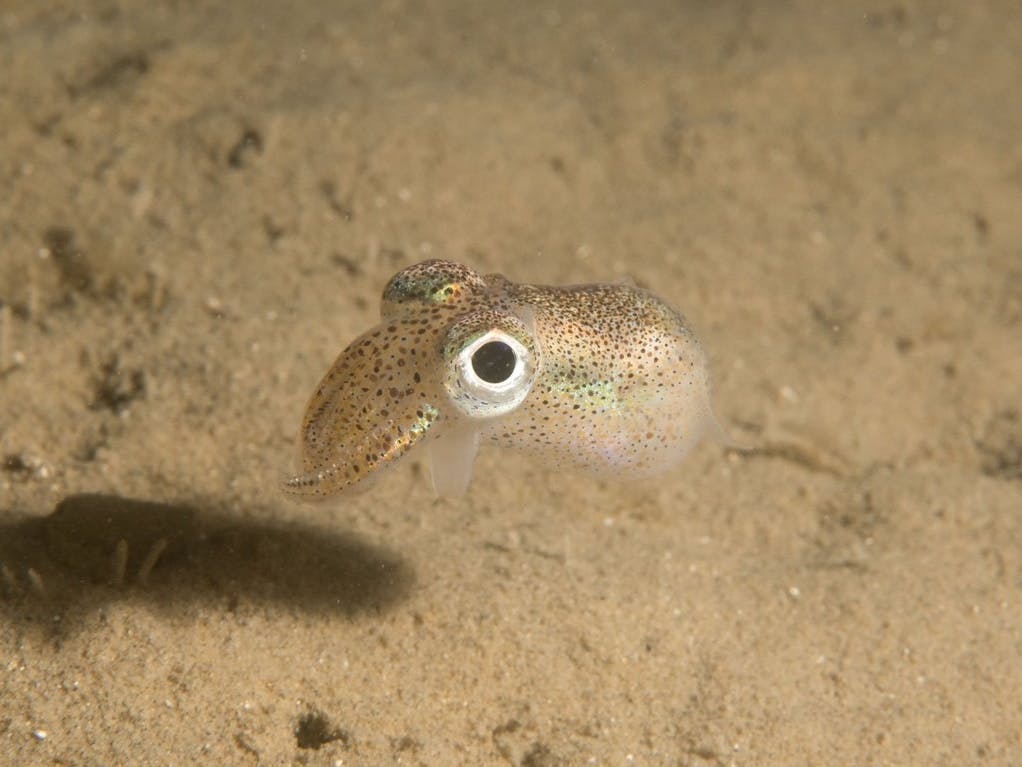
[{"left": 471, "top": 341, "right": 517, "bottom": 384}]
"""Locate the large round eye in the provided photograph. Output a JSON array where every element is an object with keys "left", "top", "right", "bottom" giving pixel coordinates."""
[
  {"left": 458, "top": 330, "right": 532, "bottom": 401},
  {"left": 442, "top": 311, "right": 538, "bottom": 419},
  {"left": 471, "top": 340, "right": 517, "bottom": 383}
]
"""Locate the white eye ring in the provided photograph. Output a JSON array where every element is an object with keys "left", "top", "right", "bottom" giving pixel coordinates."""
[{"left": 455, "top": 330, "right": 534, "bottom": 416}]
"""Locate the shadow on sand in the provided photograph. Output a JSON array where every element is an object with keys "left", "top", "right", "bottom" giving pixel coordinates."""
[{"left": 0, "top": 493, "right": 413, "bottom": 639}]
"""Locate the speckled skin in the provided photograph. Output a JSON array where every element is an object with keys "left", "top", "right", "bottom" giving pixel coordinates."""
[{"left": 284, "top": 260, "right": 722, "bottom": 498}]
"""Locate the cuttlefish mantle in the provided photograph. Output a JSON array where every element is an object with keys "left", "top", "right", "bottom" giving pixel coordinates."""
[{"left": 283, "top": 259, "right": 727, "bottom": 499}]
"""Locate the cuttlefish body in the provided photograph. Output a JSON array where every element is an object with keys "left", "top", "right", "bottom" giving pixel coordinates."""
[{"left": 284, "top": 260, "right": 725, "bottom": 499}]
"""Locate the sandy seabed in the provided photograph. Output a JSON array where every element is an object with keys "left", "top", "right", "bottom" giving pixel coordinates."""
[{"left": 1, "top": 1, "right": 1021, "bottom": 765}]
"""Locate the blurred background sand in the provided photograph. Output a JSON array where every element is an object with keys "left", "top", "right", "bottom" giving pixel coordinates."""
[{"left": 1, "top": 1, "right": 1020, "bottom": 764}]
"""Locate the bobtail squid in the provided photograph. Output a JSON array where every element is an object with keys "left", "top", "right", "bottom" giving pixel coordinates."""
[{"left": 284, "top": 260, "right": 727, "bottom": 499}]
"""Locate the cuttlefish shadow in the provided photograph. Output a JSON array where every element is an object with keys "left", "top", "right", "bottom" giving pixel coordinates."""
[{"left": 0, "top": 493, "right": 413, "bottom": 637}]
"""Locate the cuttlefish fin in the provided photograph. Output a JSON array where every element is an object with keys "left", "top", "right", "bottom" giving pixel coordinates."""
[{"left": 428, "top": 426, "right": 479, "bottom": 498}]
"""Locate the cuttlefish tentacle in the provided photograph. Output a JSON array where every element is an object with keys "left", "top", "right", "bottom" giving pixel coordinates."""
[
  {"left": 283, "top": 316, "right": 445, "bottom": 497},
  {"left": 284, "top": 259, "right": 725, "bottom": 499},
  {"left": 285, "top": 261, "right": 493, "bottom": 497},
  {"left": 426, "top": 425, "right": 479, "bottom": 498}
]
